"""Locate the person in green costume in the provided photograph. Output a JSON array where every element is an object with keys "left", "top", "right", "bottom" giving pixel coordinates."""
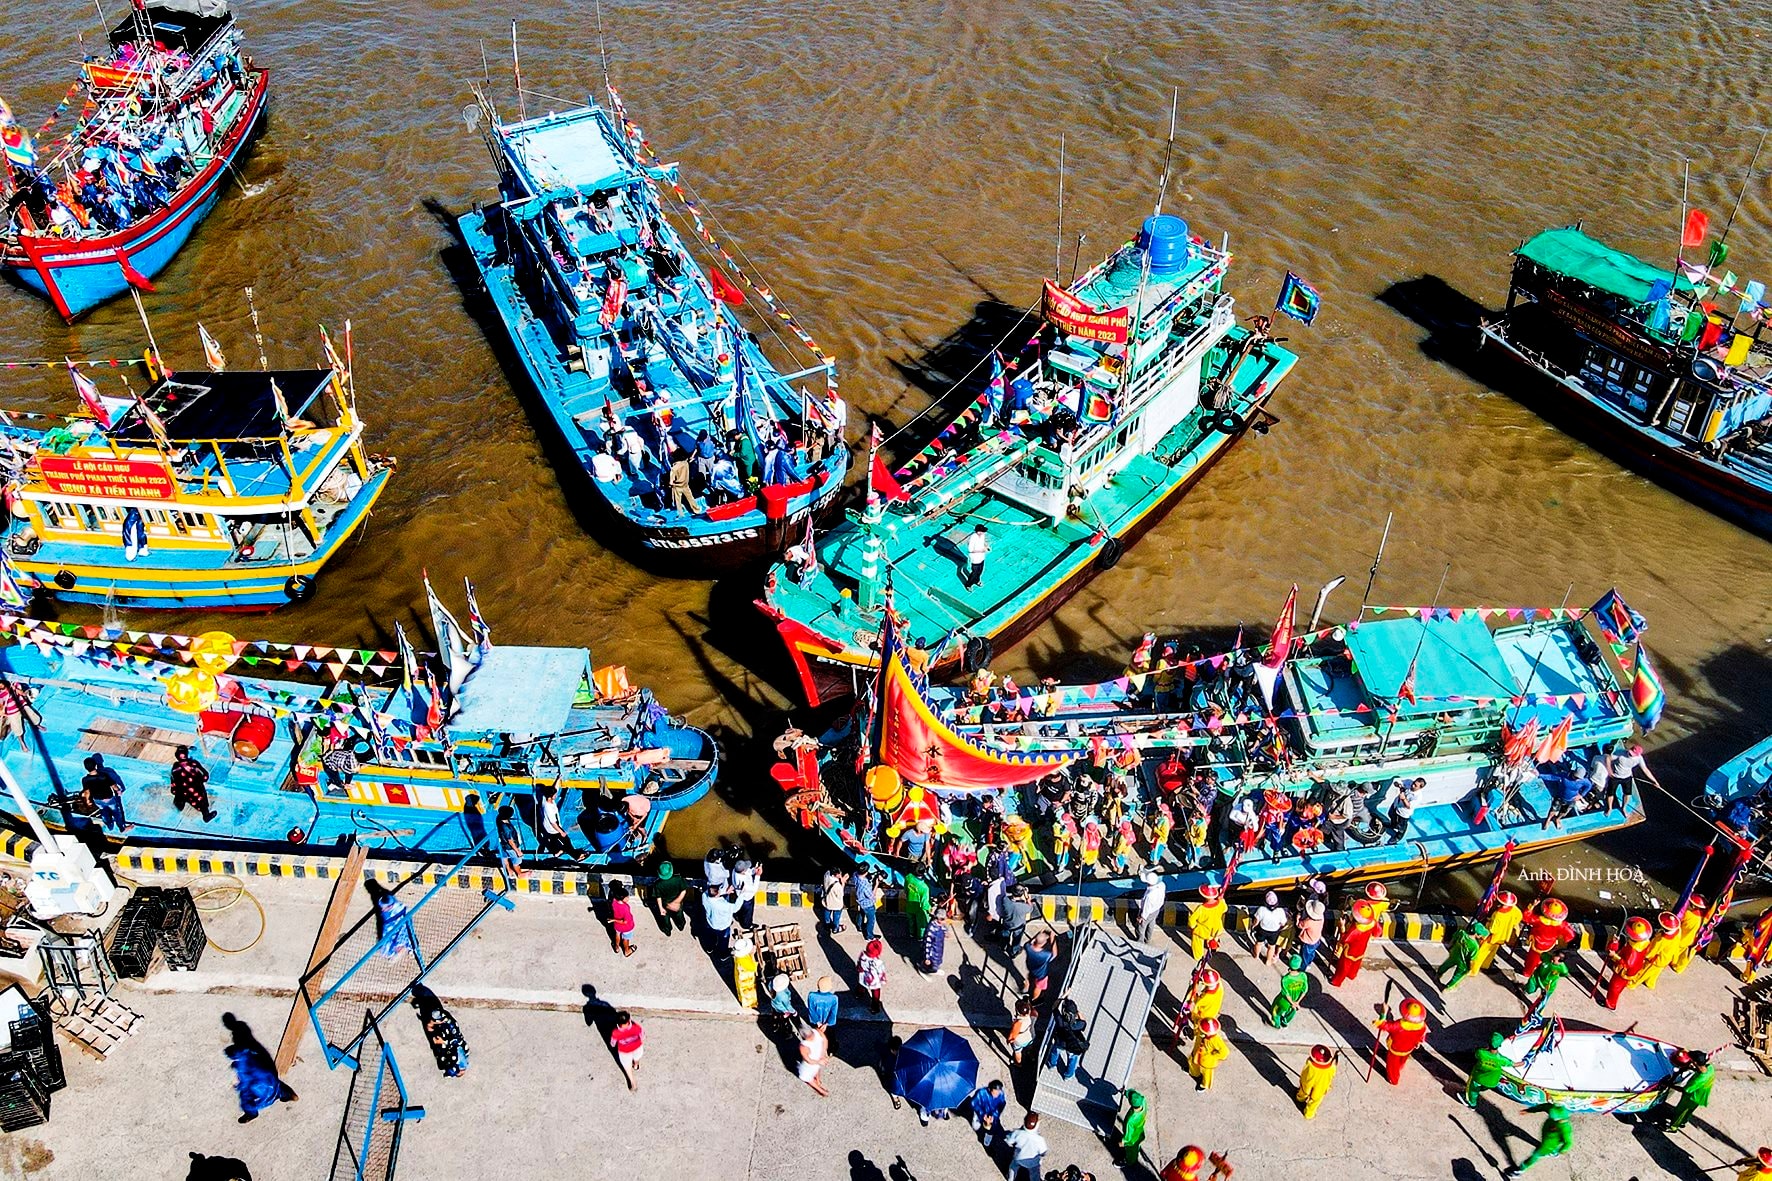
[
  {"left": 903, "top": 872, "right": 932, "bottom": 941},
  {"left": 1525, "top": 950, "right": 1568, "bottom": 1003},
  {"left": 1663, "top": 1050, "right": 1715, "bottom": 1132},
  {"left": 1462, "top": 1031, "right": 1510, "bottom": 1108},
  {"left": 1269, "top": 956, "right": 1309, "bottom": 1028},
  {"left": 1436, "top": 918, "right": 1488, "bottom": 990},
  {"left": 731, "top": 429, "right": 759, "bottom": 487},
  {"left": 1504, "top": 1104, "right": 1572, "bottom": 1177},
  {"left": 1119, "top": 1090, "right": 1147, "bottom": 1166}
]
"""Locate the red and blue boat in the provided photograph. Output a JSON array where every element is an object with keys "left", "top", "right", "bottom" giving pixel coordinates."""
[{"left": 0, "top": 1, "right": 268, "bottom": 320}]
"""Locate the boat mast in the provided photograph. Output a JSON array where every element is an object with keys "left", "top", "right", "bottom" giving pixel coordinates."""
[
  {"left": 510, "top": 21, "right": 527, "bottom": 123},
  {"left": 594, "top": 0, "right": 613, "bottom": 95},
  {"left": 1359, "top": 512, "right": 1393, "bottom": 614},
  {"left": 1716, "top": 131, "right": 1767, "bottom": 264},
  {"left": 1377, "top": 562, "right": 1449, "bottom": 756},
  {"left": 1154, "top": 88, "right": 1179, "bottom": 217},
  {"left": 1054, "top": 135, "right": 1065, "bottom": 281}
]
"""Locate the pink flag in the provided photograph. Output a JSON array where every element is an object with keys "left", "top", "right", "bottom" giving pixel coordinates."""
[{"left": 66, "top": 359, "right": 111, "bottom": 428}]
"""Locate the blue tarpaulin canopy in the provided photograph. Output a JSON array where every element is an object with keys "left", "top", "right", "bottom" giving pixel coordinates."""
[{"left": 448, "top": 646, "right": 590, "bottom": 735}]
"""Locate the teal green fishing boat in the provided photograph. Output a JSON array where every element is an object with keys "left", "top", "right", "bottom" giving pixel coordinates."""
[{"left": 758, "top": 213, "right": 1299, "bottom": 705}]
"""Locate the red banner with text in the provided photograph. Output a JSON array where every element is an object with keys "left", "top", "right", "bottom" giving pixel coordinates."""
[
  {"left": 37, "top": 454, "right": 177, "bottom": 501},
  {"left": 1042, "top": 279, "right": 1130, "bottom": 344}
]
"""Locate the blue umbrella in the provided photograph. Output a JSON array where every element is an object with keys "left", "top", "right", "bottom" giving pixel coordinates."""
[{"left": 895, "top": 1028, "right": 978, "bottom": 1112}]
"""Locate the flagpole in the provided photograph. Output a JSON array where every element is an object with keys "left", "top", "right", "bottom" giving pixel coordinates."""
[
  {"left": 1674, "top": 158, "right": 1690, "bottom": 276},
  {"left": 1054, "top": 134, "right": 1065, "bottom": 282},
  {"left": 1717, "top": 131, "right": 1766, "bottom": 256},
  {"left": 1359, "top": 512, "right": 1392, "bottom": 615},
  {"left": 1378, "top": 562, "right": 1450, "bottom": 755},
  {"left": 127, "top": 286, "right": 160, "bottom": 368},
  {"left": 1154, "top": 87, "right": 1179, "bottom": 217},
  {"left": 510, "top": 21, "right": 527, "bottom": 123}
]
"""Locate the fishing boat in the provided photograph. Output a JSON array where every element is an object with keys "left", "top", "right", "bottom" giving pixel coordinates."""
[
  {"left": 457, "top": 81, "right": 849, "bottom": 569},
  {"left": 775, "top": 587, "right": 1658, "bottom": 897},
  {"left": 1699, "top": 735, "right": 1772, "bottom": 882},
  {"left": 758, "top": 212, "right": 1297, "bottom": 707},
  {"left": 1480, "top": 224, "right": 1772, "bottom": 538},
  {"left": 0, "top": 334, "right": 393, "bottom": 611},
  {"left": 1496, "top": 1024, "right": 1679, "bottom": 1115},
  {"left": 0, "top": 579, "right": 716, "bottom": 863},
  {"left": 0, "top": 1, "right": 269, "bottom": 320}
]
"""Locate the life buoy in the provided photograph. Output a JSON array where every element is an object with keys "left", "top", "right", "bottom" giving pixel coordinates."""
[
  {"left": 963, "top": 636, "right": 992, "bottom": 673},
  {"left": 1096, "top": 536, "right": 1124, "bottom": 570},
  {"left": 1207, "top": 410, "right": 1245, "bottom": 434},
  {"left": 52, "top": 570, "right": 76, "bottom": 590},
  {"left": 284, "top": 575, "right": 316, "bottom": 602}
]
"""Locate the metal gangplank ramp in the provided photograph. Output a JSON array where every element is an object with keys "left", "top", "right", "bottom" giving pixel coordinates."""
[{"left": 1031, "top": 923, "right": 1167, "bottom": 1129}]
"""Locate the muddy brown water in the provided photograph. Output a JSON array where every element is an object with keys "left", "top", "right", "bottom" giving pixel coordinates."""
[{"left": 2, "top": 0, "right": 1769, "bottom": 909}]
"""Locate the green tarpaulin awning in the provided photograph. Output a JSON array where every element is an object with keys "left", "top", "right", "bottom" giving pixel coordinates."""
[{"left": 1515, "top": 227, "right": 1695, "bottom": 305}]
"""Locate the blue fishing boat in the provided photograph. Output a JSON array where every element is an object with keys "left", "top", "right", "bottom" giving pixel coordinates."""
[
  {"left": 778, "top": 588, "right": 1657, "bottom": 897},
  {"left": 457, "top": 82, "right": 849, "bottom": 570},
  {"left": 759, "top": 213, "right": 1295, "bottom": 707},
  {"left": 0, "top": 580, "right": 716, "bottom": 863},
  {"left": 1482, "top": 225, "right": 1772, "bottom": 538},
  {"left": 1, "top": 1, "right": 268, "bottom": 320},
  {"left": 1701, "top": 734, "right": 1772, "bottom": 857},
  {"left": 0, "top": 337, "right": 393, "bottom": 611}
]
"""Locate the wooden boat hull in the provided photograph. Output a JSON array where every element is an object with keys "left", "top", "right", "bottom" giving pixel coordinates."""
[
  {"left": 9, "top": 464, "right": 392, "bottom": 611},
  {"left": 1481, "top": 324, "right": 1772, "bottom": 539},
  {"left": 1496, "top": 1028, "right": 1678, "bottom": 1115},
  {"left": 1, "top": 68, "right": 270, "bottom": 321},
  {"left": 764, "top": 397, "right": 1278, "bottom": 707}
]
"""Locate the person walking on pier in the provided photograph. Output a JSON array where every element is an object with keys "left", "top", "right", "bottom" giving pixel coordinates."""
[
  {"left": 223, "top": 1014, "right": 297, "bottom": 1124},
  {"left": 1596, "top": 916, "right": 1654, "bottom": 1010},
  {"left": 1295, "top": 897, "right": 1327, "bottom": 972},
  {"left": 1295, "top": 1044, "right": 1336, "bottom": 1119},
  {"left": 1461, "top": 1032, "right": 1509, "bottom": 1108},
  {"left": 853, "top": 868, "right": 881, "bottom": 940},
  {"left": 904, "top": 872, "right": 933, "bottom": 941},
  {"left": 1047, "top": 997, "right": 1087, "bottom": 1080},
  {"left": 1660, "top": 1049, "right": 1715, "bottom": 1132},
  {"left": 856, "top": 939, "right": 886, "bottom": 1012},
  {"left": 1472, "top": 890, "right": 1521, "bottom": 974},
  {"left": 609, "top": 1011, "right": 644, "bottom": 1090},
  {"left": 1640, "top": 911, "right": 1683, "bottom": 989},
  {"left": 1329, "top": 900, "right": 1379, "bottom": 987},
  {"left": 1025, "top": 929, "right": 1055, "bottom": 1001},
  {"left": 1670, "top": 895, "right": 1708, "bottom": 974},
  {"left": 1137, "top": 869, "right": 1167, "bottom": 945},
  {"left": 1525, "top": 949, "right": 1568, "bottom": 1004},
  {"left": 1251, "top": 891, "right": 1289, "bottom": 967},
  {"left": 651, "top": 862, "right": 694, "bottom": 935},
  {"left": 1187, "top": 884, "right": 1227, "bottom": 960},
  {"left": 818, "top": 868, "right": 849, "bottom": 932},
  {"left": 1269, "top": 956, "right": 1309, "bottom": 1028},
  {"left": 1503, "top": 1103, "right": 1572, "bottom": 1177},
  {"left": 1159, "top": 1146, "right": 1207, "bottom": 1181},
  {"left": 607, "top": 881, "right": 638, "bottom": 957},
  {"left": 1373, "top": 997, "right": 1428, "bottom": 1085},
  {"left": 1435, "top": 918, "right": 1487, "bottom": 991},
  {"left": 1118, "top": 1089, "right": 1148, "bottom": 1166},
  {"left": 1520, "top": 896, "right": 1574, "bottom": 980},
  {"left": 1739, "top": 905, "right": 1772, "bottom": 983},
  {"left": 795, "top": 1019, "right": 830, "bottom": 1097},
  {"left": 1007, "top": 998, "right": 1036, "bottom": 1065},
  {"left": 1004, "top": 1114, "right": 1047, "bottom": 1181},
  {"left": 1189, "top": 1017, "right": 1230, "bottom": 1091},
  {"left": 494, "top": 804, "right": 525, "bottom": 884},
  {"left": 1733, "top": 1148, "right": 1772, "bottom": 1181},
  {"left": 969, "top": 1079, "right": 1007, "bottom": 1146}
]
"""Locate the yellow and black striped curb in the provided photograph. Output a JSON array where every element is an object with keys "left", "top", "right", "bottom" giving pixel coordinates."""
[{"left": 106, "top": 846, "right": 1763, "bottom": 957}]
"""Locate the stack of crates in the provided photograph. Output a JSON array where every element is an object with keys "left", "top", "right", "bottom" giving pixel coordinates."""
[
  {"left": 154, "top": 888, "right": 205, "bottom": 972},
  {"left": 0, "top": 1062, "right": 48, "bottom": 1131},
  {"left": 6, "top": 1009, "right": 64, "bottom": 1095},
  {"left": 107, "top": 889, "right": 168, "bottom": 980}
]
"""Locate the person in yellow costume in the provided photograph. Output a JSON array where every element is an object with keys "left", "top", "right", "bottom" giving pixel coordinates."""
[
  {"left": 1295, "top": 1044, "right": 1337, "bottom": 1119},
  {"left": 1670, "top": 896, "right": 1707, "bottom": 973},
  {"left": 1188, "top": 883, "right": 1227, "bottom": 960},
  {"left": 1175, "top": 967, "right": 1225, "bottom": 1043},
  {"left": 1363, "top": 882, "right": 1391, "bottom": 930},
  {"left": 1639, "top": 911, "right": 1682, "bottom": 990},
  {"left": 1189, "top": 1017, "right": 1230, "bottom": 1091},
  {"left": 1472, "top": 890, "right": 1522, "bottom": 974}
]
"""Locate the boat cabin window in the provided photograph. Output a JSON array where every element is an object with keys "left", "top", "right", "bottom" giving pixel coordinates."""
[{"left": 1580, "top": 347, "right": 1656, "bottom": 412}]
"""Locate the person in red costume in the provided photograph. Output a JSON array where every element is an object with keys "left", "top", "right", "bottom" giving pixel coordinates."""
[
  {"left": 1160, "top": 1145, "right": 1207, "bottom": 1181},
  {"left": 1329, "top": 900, "right": 1379, "bottom": 987},
  {"left": 1374, "top": 996, "right": 1429, "bottom": 1085},
  {"left": 1595, "top": 915, "right": 1654, "bottom": 1010},
  {"left": 1520, "top": 896, "right": 1575, "bottom": 979}
]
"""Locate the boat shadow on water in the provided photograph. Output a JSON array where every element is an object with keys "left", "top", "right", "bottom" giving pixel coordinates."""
[{"left": 884, "top": 287, "right": 1036, "bottom": 461}]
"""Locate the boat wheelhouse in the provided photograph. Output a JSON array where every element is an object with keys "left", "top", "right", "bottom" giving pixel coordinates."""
[
  {"left": 1482, "top": 225, "right": 1772, "bottom": 537},
  {"left": 760, "top": 213, "right": 1295, "bottom": 706},
  {"left": 1, "top": 0, "right": 268, "bottom": 320},
  {"left": 783, "top": 590, "right": 1652, "bottom": 898},
  {"left": 0, "top": 358, "right": 392, "bottom": 610},
  {"left": 458, "top": 84, "right": 849, "bottom": 569},
  {"left": 0, "top": 582, "right": 716, "bottom": 863}
]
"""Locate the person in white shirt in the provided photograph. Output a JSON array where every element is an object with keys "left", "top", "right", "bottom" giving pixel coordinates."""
[
  {"left": 591, "top": 444, "right": 624, "bottom": 484},
  {"left": 963, "top": 524, "right": 990, "bottom": 589},
  {"left": 1591, "top": 742, "right": 1651, "bottom": 813},
  {"left": 618, "top": 426, "right": 649, "bottom": 479},
  {"left": 1138, "top": 869, "right": 1167, "bottom": 944},
  {"left": 535, "top": 786, "right": 575, "bottom": 856},
  {"left": 1004, "top": 1113, "right": 1047, "bottom": 1181}
]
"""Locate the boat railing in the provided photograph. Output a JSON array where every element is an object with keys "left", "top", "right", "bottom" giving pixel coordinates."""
[{"left": 1122, "top": 295, "right": 1236, "bottom": 410}]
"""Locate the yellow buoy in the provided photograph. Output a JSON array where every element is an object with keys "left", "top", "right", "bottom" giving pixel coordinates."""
[
  {"left": 189, "top": 631, "right": 238, "bottom": 673},
  {"left": 865, "top": 764, "right": 904, "bottom": 812},
  {"left": 164, "top": 668, "right": 218, "bottom": 714}
]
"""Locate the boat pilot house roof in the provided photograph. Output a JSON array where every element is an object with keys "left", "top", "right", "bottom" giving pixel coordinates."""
[
  {"left": 112, "top": 370, "right": 333, "bottom": 445},
  {"left": 111, "top": 0, "right": 235, "bottom": 55},
  {"left": 1513, "top": 227, "right": 1697, "bottom": 309}
]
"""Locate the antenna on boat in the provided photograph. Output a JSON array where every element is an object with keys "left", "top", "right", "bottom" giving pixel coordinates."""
[
  {"left": 511, "top": 21, "right": 527, "bottom": 122},
  {"left": 1068, "top": 232, "right": 1087, "bottom": 284},
  {"left": 1054, "top": 134, "right": 1065, "bottom": 281},
  {"left": 1673, "top": 158, "right": 1691, "bottom": 278},
  {"left": 480, "top": 39, "right": 491, "bottom": 88},
  {"left": 244, "top": 286, "right": 269, "bottom": 370},
  {"left": 1514, "top": 582, "right": 1575, "bottom": 723},
  {"left": 91, "top": 0, "right": 108, "bottom": 32},
  {"left": 1359, "top": 511, "right": 1393, "bottom": 614},
  {"left": 1716, "top": 130, "right": 1768, "bottom": 257},
  {"left": 594, "top": 0, "right": 613, "bottom": 92},
  {"left": 1154, "top": 87, "right": 1179, "bottom": 217}
]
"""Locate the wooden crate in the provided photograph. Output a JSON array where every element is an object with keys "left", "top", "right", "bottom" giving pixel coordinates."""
[
  {"left": 1731, "top": 980, "right": 1772, "bottom": 1076},
  {"left": 751, "top": 922, "right": 808, "bottom": 982}
]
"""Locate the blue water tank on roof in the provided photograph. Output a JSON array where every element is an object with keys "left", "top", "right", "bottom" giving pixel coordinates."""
[{"left": 1140, "top": 214, "right": 1190, "bottom": 279}]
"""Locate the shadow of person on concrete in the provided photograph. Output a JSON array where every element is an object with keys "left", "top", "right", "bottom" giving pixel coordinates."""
[
  {"left": 1443, "top": 1108, "right": 1510, "bottom": 1174},
  {"left": 846, "top": 1150, "right": 888, "bottom": 1181},
  {"left": 1218, "top": 1013, "right": 1294, "bottom": 1093},
  {"left": 579, "top": 984, "right": 617, "bottom": 1048},
  {"left": 1382, "top": 945, "right": 1450, "bottom": 1018},
  {"left": 1630, "top": 1121, "right": 1730, "bottom": 1181},
  {"left": 1450, "top": 1157, "right": 1485, "bottom": 1181},
  {"left": 185, "top": 1151, "right": 253, "bottom": 1181},
  {"left": 1676, "top": 1114, "right": 1753, "bottom": 1164}
]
